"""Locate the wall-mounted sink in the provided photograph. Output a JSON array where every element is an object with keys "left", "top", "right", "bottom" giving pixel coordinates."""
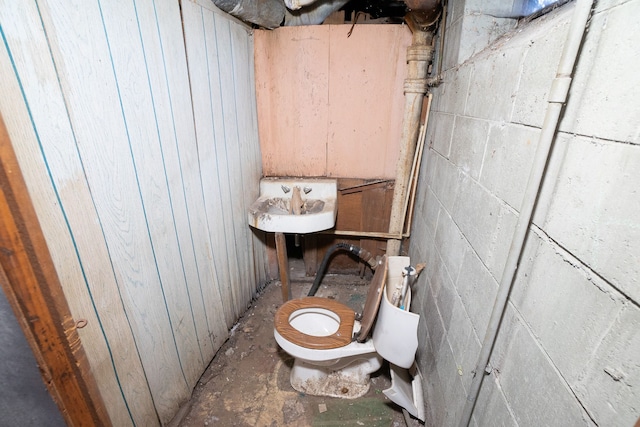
[{"left": 248, "top": 178, "right": 337, "bottom": 234}]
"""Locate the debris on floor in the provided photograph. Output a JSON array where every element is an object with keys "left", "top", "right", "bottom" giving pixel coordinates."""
[{"left": 175, "top": 265, "right": 412, "bottom": 427}]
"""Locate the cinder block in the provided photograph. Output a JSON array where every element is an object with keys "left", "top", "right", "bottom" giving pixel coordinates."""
[
  {"left": 511, "top": 231, "right": 625, "bottom": 382},
  {"left": 425, "top": 284, "right": 447, "bottom": 356},
  {"left": 417, "top": 313, "right": 436, "bottom": 371},
  {"left": 464, "top": 44, "right": 525, "bottom": 121},
  {"left": 473, "top": 376, "right": 518, "bottom": 427},
  {"left": 434, "top": 209, "right": 469, "bottom": 284},
  {"left": 416, "top": 187, "right": 441, "bottom": 241},
  {"left": 420, "top": 146, "right": 438, "bottom": 189},
  {"left": 420, "top": 344, "right": 447, "bottom": 427},
  {"left": 490, "top": 306, "right": 593, "bottom": 426},
  {"left": 429, "top": 112, "right": 455, "bottom": 158},
  {"left": 411, "top": 266, "right": 429, "bottom": 316},
  {"left": 433, "top": 260, "right": 457, "bottom": 332},
  {"left": 442, "top": 19, "right": 463, "bottom": 72},
  {"left": 448, "top": 0, "right": 465, "bottom": 28},
  {"left": 409, "top": 210, "right": 428, "bottom": 263},
  {"left": 451, "top": 174, "right": 518, "bottom": 279},
  {"left": 531, "top": 132, "right": 571, "bottom": 226},
  {"left": 458, "top": 14, "right": 516, "bottom": 64},
  {"left": 417, "top": 308, "right": 429, "bottom": 340},
  {"left": 447, "top": 294, "right": 482, "bottom": 391},
  {"left": 541, "top": 136, "right": 640, "bottom": 301},
  {"left": 560, "top": 1, "right": 640, "bottom": 144},
  {"left": 421, "top": 224, "right": 440, "bottom": 277},
  {"left": 574, "top": 305, "right": 640, "bottom": 426},
  {"left": 435, "top": 340, "right": 469, "bottom": 426},
  {"left": 595, "top": 0, "right": 632, "bottom": 13},
  {"left": 455, "top": 248, "right": 499, "bottom": 340},
  {"left": 408, "top": 218, "right": 428, "bottom": 265},
  {"left": 511, "top": 7, "right": 571, "bottom": 127},
  {"left": 450, "top": 116, "right": 490, "bottom": 180},
  {"left": 412, "top": 184, "right": 428, "bottom": 230},
  {"left": 480, "top": 123, "right": 541, "bottom": 210},
  {"left": 430, "top": 152, "right": 462, "bottom": 215},
  {"left": 462, "top": 0, "right": 515, "bottom": 14},
  {"left": 437, "top": 64, "right": 472, "bottom": 114}
]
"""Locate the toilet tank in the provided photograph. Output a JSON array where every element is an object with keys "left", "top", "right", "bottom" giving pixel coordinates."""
[{"left": 372, "top": 256, "right": 420, "bottom": 369}]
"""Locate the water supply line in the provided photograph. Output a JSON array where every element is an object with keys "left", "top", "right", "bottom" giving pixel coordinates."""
[
  {"left": 387, "top": 11, "right": 439, "bottom": 256},
  {"left": 458, "top": 1, "right": 595, "bottom": 425},
  {"left": 307, "top": 243, "right": 377, "bottom": 297}
]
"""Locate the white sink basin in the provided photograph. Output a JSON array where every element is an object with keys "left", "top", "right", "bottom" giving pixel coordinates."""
[{"left": 248, "top": 178, "right": 337, "bottom": 233}]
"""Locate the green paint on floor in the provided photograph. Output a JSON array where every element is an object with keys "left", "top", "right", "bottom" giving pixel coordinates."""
[
  {"left": 312, "top": 398, "right": 393, "bottom": 427},
  {"left": 347, "top": 293, "right": 365, "bottom": 307}
]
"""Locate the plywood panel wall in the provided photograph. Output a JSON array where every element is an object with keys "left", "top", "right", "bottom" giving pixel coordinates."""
[
  {"left": 0, "top": 0, "right": 265, "bottom": 424},
  {"left": 255, "top": 24, "right": 412, "bottom": 179}
]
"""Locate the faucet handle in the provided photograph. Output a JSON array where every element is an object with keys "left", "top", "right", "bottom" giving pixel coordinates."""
[
  {"left": 281, "top": 185, "right": 291, "bottom": 194},
  {"left": 303, "top": 186, "right": 312, "bottom": 194}
]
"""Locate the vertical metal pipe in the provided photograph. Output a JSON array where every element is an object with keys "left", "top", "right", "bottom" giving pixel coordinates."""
[
  {"left": 458, "top": 1, "right": 594, "bottom": 425},
  {"left": 387, "top": 23, "right": 433, "bottom": 256}
]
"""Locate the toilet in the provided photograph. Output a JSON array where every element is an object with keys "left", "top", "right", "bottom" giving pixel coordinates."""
[{"left": 274, "top": 255, "right": 420, "bottom": 399}]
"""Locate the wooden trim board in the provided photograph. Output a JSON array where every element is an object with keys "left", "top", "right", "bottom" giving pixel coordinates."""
[{"left": 0, "top": 115, "right": 110, "bottom": 426}]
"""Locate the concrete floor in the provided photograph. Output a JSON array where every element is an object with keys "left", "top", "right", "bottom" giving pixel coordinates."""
[{"left": 174, "top": 259, "right": 419, "bottom": 427}]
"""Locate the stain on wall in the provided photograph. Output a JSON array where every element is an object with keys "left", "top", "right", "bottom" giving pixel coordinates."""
[{"left": 255, "top": 24, "right": 412, "bottom": 179}]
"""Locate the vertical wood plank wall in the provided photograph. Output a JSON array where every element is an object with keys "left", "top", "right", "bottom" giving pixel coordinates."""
[
  {"left": 254, "top": 25, "right": 412, "bottom": 179},
  {"left": 0, "top": 0, "right": 265, "bottom": 424}
]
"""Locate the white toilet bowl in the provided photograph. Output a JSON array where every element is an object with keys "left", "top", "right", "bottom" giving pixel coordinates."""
[
  {"left": 273, "top": 256, "right": 419, "bottom": 399},
  {"left": 274, "top": 300, "right": 382, "bottom": 398}
]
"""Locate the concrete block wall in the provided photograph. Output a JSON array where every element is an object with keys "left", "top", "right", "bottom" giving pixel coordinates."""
[{"left": 410, "top": 1, "right": 640, "bottom": 425}]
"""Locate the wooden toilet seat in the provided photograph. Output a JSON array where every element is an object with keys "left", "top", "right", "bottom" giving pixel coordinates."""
[{"left": 274, "top": 297, "right": 356, "bottom": 349}]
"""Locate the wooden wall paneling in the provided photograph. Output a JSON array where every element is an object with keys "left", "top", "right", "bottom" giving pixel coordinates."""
[
  {"left": 336, "top": 178, "right": 365, "bottom": 230},
  {"left": 182, "top": 0, "right": 235, "bottom": 329},
  {"left": 202, "top": 10, "right": 242, "bottom": 321},
  {"left": 320, "top": 178, "right": 363, "bottom": 272},
  {"left": 245, "top": 23, "right": 268, "bottom": 285},
  {"left": 2, "top": 0, "right": 265, "bottom": 422},
  {"left": 134, "top": 0, "right": 213, "bottom": 366},
  {"left": 359, "top": 181, "right": 394, "bottom": 274},
  {"left": 139, "top": 0, "right": 228, "bottom": 367},
  {"left": 0, "top": 2, "right": 155, "bottom": 424},
  {"left": 314, "top": 179, "right": 396, "bottom": 274},
  {"left": 229, "top": 23, "right": 262, "bottom": 302},
  {"left": 181, "top": 0, "right": 234, "bottom": 328},
  {"left": 254, "top": 27, "right": 330, "bottom": 177},
  {"left": 252, "top": 32, "right": 274, "bottom": 175},
  {"left": 150, "top": 0, "right": 229, "bottom": 362},
  {"left": 0, "top": 116, "right": 111, "bottom": 427},
  {"left": 214, "top": 14, "right": 252, "bottom": 314},
  {"left": 37, "top": 0, "right": 191, "bottom": 420},
  {"left": 254, "top": 25, "right": 411, "bottom": 179},
  {"left": 326, "top": 25, "right": 410, "bottom": 179},
  {"left": 99, "top": 0, "right": 206, "bottom": 391}
]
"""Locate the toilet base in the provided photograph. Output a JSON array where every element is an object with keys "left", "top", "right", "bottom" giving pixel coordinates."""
[{"left": 289, "top": 354, "right": 383, "bottom": 399}]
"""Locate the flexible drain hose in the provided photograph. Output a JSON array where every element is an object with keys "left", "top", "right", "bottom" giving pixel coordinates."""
[{"left": 307, "top": 243, "right": 377, "bottom": 297}]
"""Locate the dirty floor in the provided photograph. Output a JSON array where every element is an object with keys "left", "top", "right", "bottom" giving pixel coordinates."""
[{"left": 175, "top": 259, "right": 418, "bottom": 427}]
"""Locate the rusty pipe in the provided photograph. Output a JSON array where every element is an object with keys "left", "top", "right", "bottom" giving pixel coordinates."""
[{"left": 386, "top": 12, "right": 437, "bottom": 256}]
